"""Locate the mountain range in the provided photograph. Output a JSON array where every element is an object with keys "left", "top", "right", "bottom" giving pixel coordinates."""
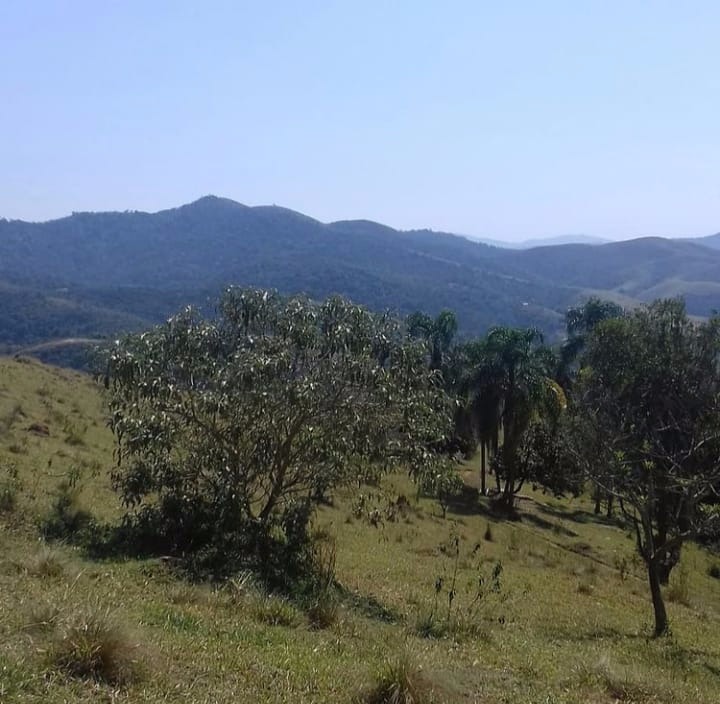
[{"left": 1, "top": 196, "right": 719, "bottom": 360}]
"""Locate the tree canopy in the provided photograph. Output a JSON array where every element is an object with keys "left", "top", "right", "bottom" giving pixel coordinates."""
[
  {"left": 573, "top": 299, "right": 720, "bottom": 635},
  {"left": 104, "top": 288, "right": 453, "bottom": 565}
]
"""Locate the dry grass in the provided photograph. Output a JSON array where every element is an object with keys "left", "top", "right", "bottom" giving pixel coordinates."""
[{"left": 25, "top": 547, "right": 65, "bottom": 579}]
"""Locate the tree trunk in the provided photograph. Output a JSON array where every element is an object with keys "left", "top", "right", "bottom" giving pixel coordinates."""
[
  {"left": 480, "top": 442, "right": 486, "bottom": 496},
  {"left": 647, "top": 560, "right": 669, "bottom": 637},
  {"left": 606, "top": 494, "right": 614, "bottom": 519},
  {"left": 594, "top": 486, "right": 602, "bottom": 515},
  {"left": 657, "top": 545, "right": 680, "bottom": 585}
]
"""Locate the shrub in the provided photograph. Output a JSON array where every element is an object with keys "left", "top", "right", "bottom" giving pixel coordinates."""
[
  {"left": 51, "top": 608, "right": 139, "bottom": 685},
  {"left": 40, "top": 482, "right": 93, "bottom": 542},
  {"left": 708, "top": 563, "right": 720, "bottom": 580},
  {"left": 483, "top": 522, "right": 493, "bottom": 542}
]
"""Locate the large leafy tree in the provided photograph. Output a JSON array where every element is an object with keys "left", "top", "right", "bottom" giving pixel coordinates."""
[
  {"left": 574, "top": 299, "right": 720, "bottom": 636},
  {"left": 104, "top": 288, "right": 452, "bottom": 559}
]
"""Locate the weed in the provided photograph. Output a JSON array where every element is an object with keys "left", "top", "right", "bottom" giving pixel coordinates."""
[
  {"left": 414, "top": 530, "right": 504, "bottom": 641},
  {"left": 0, "top": 464, "right": 21, "bottom": 512}
]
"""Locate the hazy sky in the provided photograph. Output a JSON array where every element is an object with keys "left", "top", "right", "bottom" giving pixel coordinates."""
[{"left": 2, "top": 1, "right": 719, "bottom": 241}]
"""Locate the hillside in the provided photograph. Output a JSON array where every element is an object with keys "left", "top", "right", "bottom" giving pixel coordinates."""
[
  {"left": 2, "top": 197, "right": 720, "bottom": 355},
  {"left": 2, "top": 357, "right": 720, "bottom": 703}
]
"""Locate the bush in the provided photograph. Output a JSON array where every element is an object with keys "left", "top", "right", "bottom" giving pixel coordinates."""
[
  {"left": 708, "top": 564, "right": 720, "bottom": 580},
  {"left": 40, "top": 482, "right": 93, "bottom": 542}
]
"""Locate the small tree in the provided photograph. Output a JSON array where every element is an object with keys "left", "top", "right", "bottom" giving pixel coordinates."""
[
  {"left": 574, "top": 299, "right": 720, "bottom": 636},
  {"left": 104, "top": 288, "right": 452, "bottom": 564}
]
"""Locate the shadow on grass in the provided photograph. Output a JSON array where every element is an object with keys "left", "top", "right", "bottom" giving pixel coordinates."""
[
  {"left": 537, "top": 503, "right": 627, "bottom": 530},
  {"left": 522, "top": 511, "right": 579, "bottom": 538},
  {"left": 337, "top": 586, "right": 402, "bottom": 624},
  {"left": 45, "top": 513, "right": 405, "bottom": 626},
  {"left": 551, "top": 624, "right": 647, "bottom": 643}
]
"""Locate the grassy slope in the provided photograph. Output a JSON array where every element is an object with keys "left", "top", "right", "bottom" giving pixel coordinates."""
[{"left": 1, "top": 357, "right": 719, "bottom": 703}]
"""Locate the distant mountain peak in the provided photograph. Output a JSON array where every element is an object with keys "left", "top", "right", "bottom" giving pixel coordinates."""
[{"left": 182, "top": 195, "right": 247, "bottom": 210}]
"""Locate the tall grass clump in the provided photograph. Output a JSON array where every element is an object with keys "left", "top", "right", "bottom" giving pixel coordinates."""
[
  {"left": 360, "top": 651, "right": 433, "bottom": 704},
  {"left": 50, "top": 608, "right": 140, "bottom": 685}
]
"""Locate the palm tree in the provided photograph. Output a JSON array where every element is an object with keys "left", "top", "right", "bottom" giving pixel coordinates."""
[
  {"left": 406, "top": 310, "right": 458, "bottom": 373},
  {"left": 461, "top": 327, "right": 561, "bottom": 509},
  {"left": 558, "top": 298, "right": 624, "bottom": 387}
]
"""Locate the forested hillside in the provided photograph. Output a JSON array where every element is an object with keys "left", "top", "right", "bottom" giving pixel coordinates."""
[{"left": 1, "top": 196, "right": 719, "bottom": 352}]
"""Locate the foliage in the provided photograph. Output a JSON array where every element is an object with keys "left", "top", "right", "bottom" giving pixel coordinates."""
[
  {"left": 103, "top": 288, "right": 452, "bottom": 565},
  {"left": 573, "top": 299, "right": 720, "bottom": 635},
  {"left": 40, "top": 481, "right": 94, "bottom": 542},
  {"left": 558, "top": 297, "right": 624, "bottom": 386},
  {"left": 419, "top": 469, "right": 464, "bottom": 519},
  {"left": 406, "top": 310, "right": 458, "bottom": 372},
  {"left": 457, "top": 327, "right": 565, "bottom": 507},
  {"left": 511, "top": 414, "right": 584, "bottom": 499}
]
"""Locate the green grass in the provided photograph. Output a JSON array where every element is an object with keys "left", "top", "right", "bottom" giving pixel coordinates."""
[{"left": 1, "top": 356, "right": 720, "bottom": 702}]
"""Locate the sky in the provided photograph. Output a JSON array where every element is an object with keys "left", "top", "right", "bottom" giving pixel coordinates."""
[{"left": 1, "top": 1, "right": 719, "bottom": 242}]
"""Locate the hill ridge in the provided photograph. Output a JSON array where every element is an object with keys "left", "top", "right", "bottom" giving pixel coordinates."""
[{"left": 1, "top": 197, "right": 720, "bottom": 355}]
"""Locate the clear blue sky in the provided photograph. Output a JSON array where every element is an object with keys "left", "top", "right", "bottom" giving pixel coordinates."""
[{"left": 1, "top": 1, "right": 719, "bottom": 241}]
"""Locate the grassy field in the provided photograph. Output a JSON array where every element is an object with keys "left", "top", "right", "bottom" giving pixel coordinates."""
[{"left": 1, "top": 356, "right": 720, "bottom": 703}]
